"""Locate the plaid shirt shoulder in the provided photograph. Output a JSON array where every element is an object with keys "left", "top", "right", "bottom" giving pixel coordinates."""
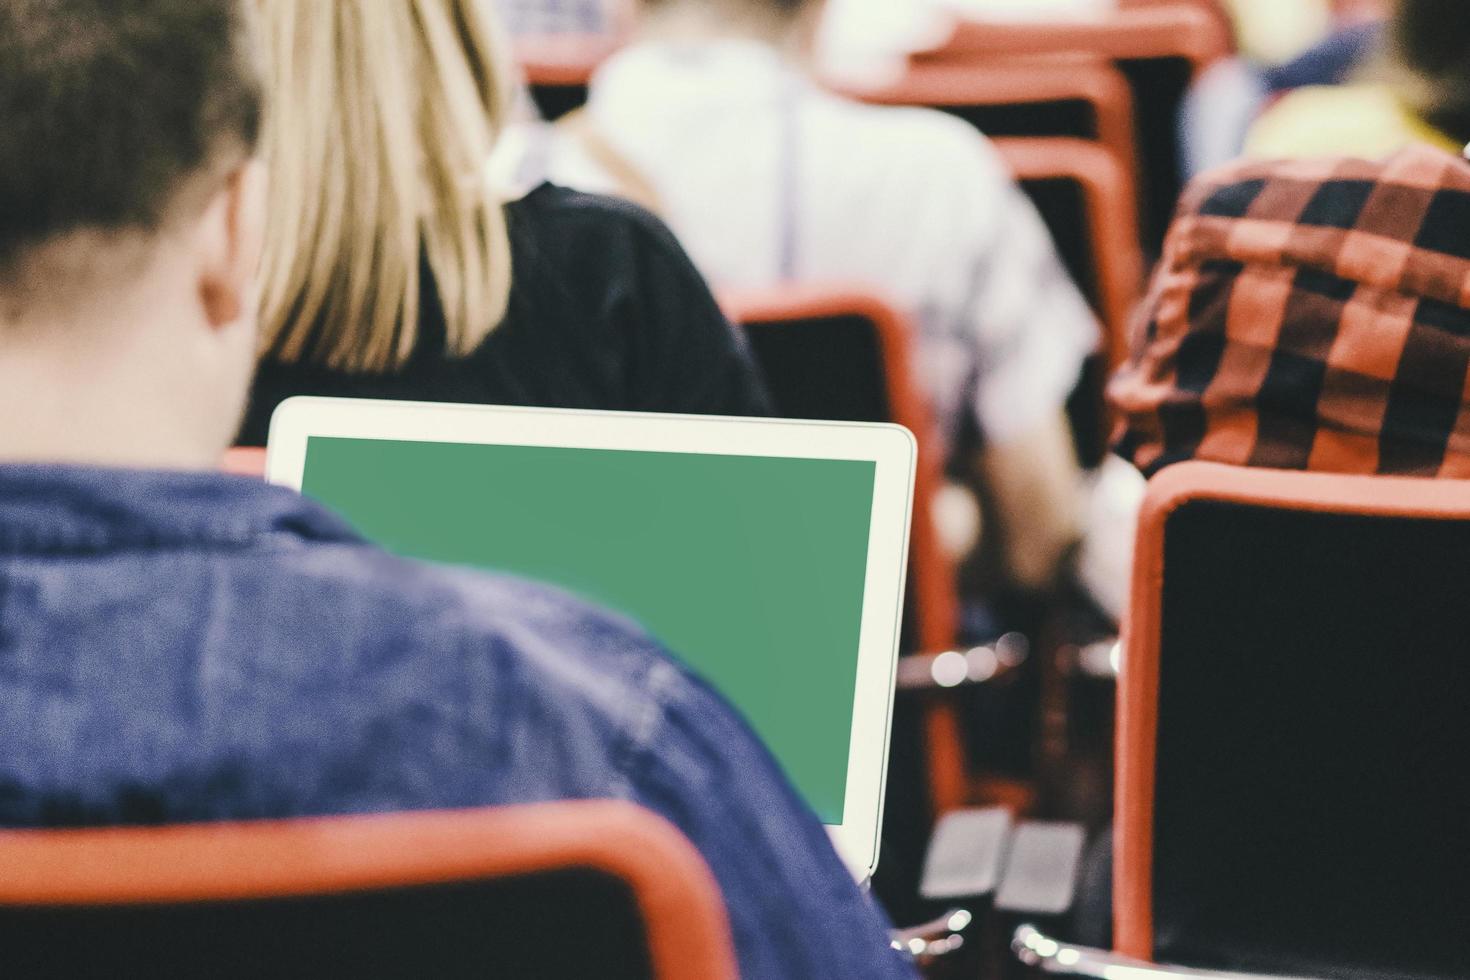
[{"left": 1110, "top": 145, "right": 1470, "bottom": 477}]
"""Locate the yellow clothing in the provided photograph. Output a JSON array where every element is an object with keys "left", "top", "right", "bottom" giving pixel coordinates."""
[
  {"left": 1244, "top": 84, "right": 1462, "bottom": 160},
  {"left": 1224, "top": 0, "right": 1332, "bottom": 66}
]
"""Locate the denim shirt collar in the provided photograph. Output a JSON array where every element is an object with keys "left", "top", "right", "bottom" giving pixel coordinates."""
[{"left": 0, "top": 463, "right": 361, "bottom": 555}]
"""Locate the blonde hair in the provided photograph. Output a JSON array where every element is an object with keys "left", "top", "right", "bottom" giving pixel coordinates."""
[{"left": 256, "top": 0, "right": 514, "bottom": 372}]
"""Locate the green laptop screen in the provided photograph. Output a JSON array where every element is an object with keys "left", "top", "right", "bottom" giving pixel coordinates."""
[{"left": 301, "top": 436, "right": 878, "bottom": 823}]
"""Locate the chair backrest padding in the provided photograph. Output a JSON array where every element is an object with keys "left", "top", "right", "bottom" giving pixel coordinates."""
[
  {"left": 0, "top": 801, "right": 738, "bottom": 980},
  {"left": 1117, "top": 462, "right": 1470, "bottom": 979}
]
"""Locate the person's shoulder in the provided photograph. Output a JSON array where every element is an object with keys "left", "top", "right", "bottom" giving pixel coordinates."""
[
  {"left": 817, "top": 89, "right": 1000, "bottom": 168},
  {"left": 500, "top": 182, "right": 696, "bottom": 315},
  {"left": 810, "top": 91, "right": 1012, "bottom": 206},
  {"left": 256, "top": 535, "right": 677, "bottom": 701},
  {"left": 416, "top": 560, "right": 745, "bottom": 780},
  {"left": 1245, "top": 84, "right": 1413, "bottom": 160},
  {"left": 1156, "top": 155, "right": 1343, "bottom": 273},
  {"left": 506, "top": 182, "right": 684, "bottom": 260},
  {"left": 1176, "top": 144, "right": 1470, "bottom": 227}
]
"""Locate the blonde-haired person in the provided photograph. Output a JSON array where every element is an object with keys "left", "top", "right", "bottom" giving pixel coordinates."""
[{"left": 238, "top": 0, "right": 768, "bottom": 445}]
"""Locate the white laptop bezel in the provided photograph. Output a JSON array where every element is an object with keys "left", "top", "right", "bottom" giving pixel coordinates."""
[{"left": 265, "top": 396, "right": 913, "bottom": 881}]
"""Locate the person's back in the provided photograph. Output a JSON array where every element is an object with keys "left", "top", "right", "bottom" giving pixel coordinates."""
[
  {"left": 0, "top": 4, "right": 910, "bottom": 977},
  {"left": 560, "top": 31, "right": 1095, "bottom": 458},
  {"left": 1111, "top": 144, "right": 1470, "bottom": 478},
  {"left": 549, "top": 0, "right": 1100, "bottom": 589}
]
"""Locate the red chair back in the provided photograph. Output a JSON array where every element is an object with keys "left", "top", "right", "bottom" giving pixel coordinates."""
[
  {"left": 991, "top": 136, "right": 1143, "bottom": 372},
  {"left": 839, "top": 53, "right": 1140, "bottom": 234},
  {"left": 515, "top": 34, "right": 622, "bottom": 119},
  {"left": 0, "top": 801, "right": 738, "bottom": 980},
  {"left": 921, "top": 4, "right": 1230, "bottom": 77},
  {"left": 722, "top": 285, "right": 970, "bottom": 813},
  {"left": 1118, "top": 462, "right": 1470, "bottom": 976},
  {"left": 918, "top": 3, "right": 1230, "bottom": 251}
]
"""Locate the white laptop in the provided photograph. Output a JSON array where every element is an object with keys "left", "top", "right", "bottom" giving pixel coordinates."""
[{"left": 265, "top": 396, "right": 914, "bottom": 881}]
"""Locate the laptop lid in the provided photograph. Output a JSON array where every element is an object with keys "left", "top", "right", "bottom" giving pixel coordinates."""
[{"left": 264, "top": 397, "right": 912, "bottom": 880}]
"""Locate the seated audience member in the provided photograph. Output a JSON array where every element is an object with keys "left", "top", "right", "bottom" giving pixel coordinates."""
[
  {"left": 0, "top": 4, "right": 910, "bottom": 977},
  {"left": 548, "top": 0, "right": 1102, "bottom": 588},
  {"left": 239, "top": 0, "right": 767, "bottom": 447},
  {"left": 1225, "top": 0, "right": 1362, "bottom": 67},
  {"left": 1112, "top": 144, "right": 1470, "bottom": 478},
  {"left": 1246, "top": 0, "right": 1467, "bottom": 159},
  {"left": 1183, "top": 4, "right": 1387, "bottom": 176},
  {"left": 1090, "top": 138, "right": 1470, "bottom": 617}
]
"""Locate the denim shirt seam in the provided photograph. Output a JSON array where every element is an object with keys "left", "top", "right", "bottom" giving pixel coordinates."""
[{"left": 0, "top": 525, "right": 344, "bottom": 558}]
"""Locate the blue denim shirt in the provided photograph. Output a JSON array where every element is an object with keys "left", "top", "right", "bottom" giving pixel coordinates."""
[{"left": 0, "top": 464, "right": 914, "bottom": 980}]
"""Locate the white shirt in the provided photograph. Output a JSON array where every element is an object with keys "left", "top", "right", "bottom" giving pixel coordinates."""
[
  {"left": 815, "top": 0, "right": 1118, "bottom": 86},
  {"left": 546, "top": 40, "right": 1099, "bottom": 452}
]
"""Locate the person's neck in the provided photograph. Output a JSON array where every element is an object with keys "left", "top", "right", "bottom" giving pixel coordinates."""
[
  {"left": 0, "top": 328, "right": 221, "bottom": 472},
  {"left": 637, "top": 4, "right": 809, "bottom": 59}
]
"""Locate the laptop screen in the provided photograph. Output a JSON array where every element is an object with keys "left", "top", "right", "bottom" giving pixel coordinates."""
[{"left": 300, "top": 435, "right": 878, "bottom": 824}]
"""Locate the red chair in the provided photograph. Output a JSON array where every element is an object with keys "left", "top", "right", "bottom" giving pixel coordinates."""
[
  {"left": 1018, "top": 462, "right": 1470, "bottom": 978},
  {"left": 514, "top": 34, "right": 622, "bottom": 120},
  {"left": 992, "top": 136, "right": 1142, "bottom": 374},
  {"left": 721, "top": 285, "right": 972, "bottom": 813},
  {"left": 918, "top": 3, "right": 1231, "bottom": 252},
  {"left": 0, "top": 801, "right": 737, "bottom": 979},
  {"left": 922, "top": 3, "right": 1230, "bottom": 78},
  {"left": 1119, "top": 0, "right": 1237, "bottom": 55}
]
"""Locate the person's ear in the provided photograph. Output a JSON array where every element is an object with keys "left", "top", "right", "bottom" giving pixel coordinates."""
[{"left": 198, "top": 158, "right": 267, "bottom": 330}]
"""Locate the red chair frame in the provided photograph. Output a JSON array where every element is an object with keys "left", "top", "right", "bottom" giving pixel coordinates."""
[
  {"left": 514, "top": 34, "right": 623, "bottom": 90},
  {"left": 0, "top": 800, "right": 738, "bottom": 980},
  {"left": 1115, "top": 462, "right": 1470, "bottom": 960},
  {"left": 992, "top": 136, "right": 1143, "bottom": 372},
  {"left": 837, "top": 53, "right": 1139, "bottom": 219},
  {"left": 1118, "top": 0, "right": 1237, "bottom": 54},
  {"left": 721, "top": 285, "right": 970, "bottom": 813},
  {"left": 919, "top": 3, "right": 1231, "bottom": 81}
]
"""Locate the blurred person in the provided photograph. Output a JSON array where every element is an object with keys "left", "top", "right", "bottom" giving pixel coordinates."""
[
  {"left": 1079, "top": 137, "right": 1470, "bottom": 941},
  {"left": 1246, "top": 0, "right": 1467, "bottom": 159},
  {"left": 1073, "top": 134, "right": 1470, "bottom": 950},
  {"left": 0, "top": 3, "right": 912, "bottom": 977},
  {"left": 547, "top": 0, "right": 1103, "bottom": 590},
  {"left": 1182, "top": 0, "right": 1388, "bottom": 176},
  {"left": 239, "top": 0, "right": 768, "bottom": 446},
  {"left": 1092, "top": 137, "right": 1470, "bottom": 618},
  {"left": 1112, "top": 144, "right": 1470, "bottom": 478},
  {"left": 815, "top": 0, "right": 1118, "bottom": 86}
]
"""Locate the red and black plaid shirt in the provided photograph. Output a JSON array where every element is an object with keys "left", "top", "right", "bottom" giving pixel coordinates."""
[{"left": 1110, "top": 145, "right": 1470, "bottom": 477}]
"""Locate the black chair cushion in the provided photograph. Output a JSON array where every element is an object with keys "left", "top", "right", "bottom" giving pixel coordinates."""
[
  {"left": 741, "top": 314, "right": 893, "bottom": 424},
  {"left": 0, "top": 868, "right": 654, "bottom": 979},
  {"left": 1152, "top": 501, "right": 1470, "bottom": 980}
]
